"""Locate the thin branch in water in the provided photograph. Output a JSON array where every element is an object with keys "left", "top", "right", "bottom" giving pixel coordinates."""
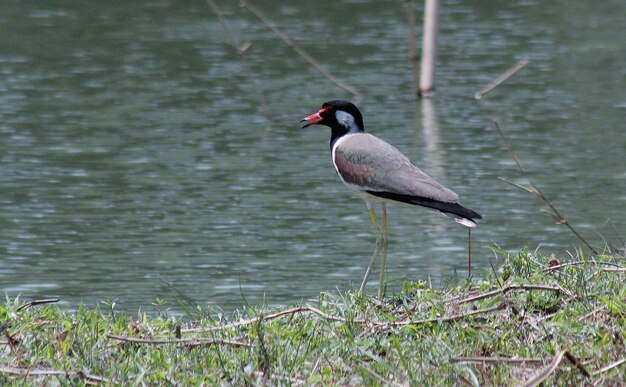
[
  {"left": 475, "top": 58, "right": 529, "bottom": 99},
  {"left": 494, "top": 120, "right": 598, "bottom": 255},
  {"left": 240, "top": 0, "right": 363, "bottom": 103},
  {"left": 206, "top": 0, "right": 273, "bottom": 123},
  {"left": 497, "top": 177, "right": 535, "bottom": 194}
]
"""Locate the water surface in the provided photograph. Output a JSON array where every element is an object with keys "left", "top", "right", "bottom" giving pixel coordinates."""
[{"left": 1, "top": 0, "right": 624, "bottom": 313}]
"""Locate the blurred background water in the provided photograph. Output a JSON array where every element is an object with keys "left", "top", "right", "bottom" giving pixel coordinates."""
[{"left": 1, "top": 0, "right": 624, "bottom": 313}]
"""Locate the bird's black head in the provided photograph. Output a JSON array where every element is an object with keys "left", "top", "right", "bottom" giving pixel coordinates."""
[{"left": 300, "top": 100, "right": 365, "bottom": 148}]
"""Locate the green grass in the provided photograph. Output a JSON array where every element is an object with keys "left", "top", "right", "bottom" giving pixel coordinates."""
[{"left": 2, "top": 247, "right": 625, "bottom": 385}]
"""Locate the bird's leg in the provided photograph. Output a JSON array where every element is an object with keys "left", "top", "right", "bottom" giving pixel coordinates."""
[
  {"left": 378, "top": 203, "right": 389, "bottom": 299},
  {"left": 359, "top": 203, "right": 382, "bottom": 295},
  {"left": 467, "top": 227, "right": 472, "bottom": 278}
]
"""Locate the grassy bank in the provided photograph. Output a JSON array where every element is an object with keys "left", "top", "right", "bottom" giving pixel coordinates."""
[{"left": 1, "top": 247, "right": 625, "bottom": 385}]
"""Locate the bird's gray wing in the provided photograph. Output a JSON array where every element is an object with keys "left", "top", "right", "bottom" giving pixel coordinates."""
[{"left": 333, "top": 133, "right": 459, "bottom": 203}]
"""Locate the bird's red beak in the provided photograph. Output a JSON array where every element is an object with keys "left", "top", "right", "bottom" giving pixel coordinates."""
[{"left": 300, "top": 106, "right": 330, "bottom": 128}]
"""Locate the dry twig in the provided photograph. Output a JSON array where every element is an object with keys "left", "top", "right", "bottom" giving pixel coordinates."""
[
  {"left": 602, "top": 267, "right": 626, "bottom": 272},
  {"left": 474, "top": 59, "right": 529, "bottom": 99},
  {"left": 252, "top": 370, "right": 307, "bottom": 386},
  {"left": 0, "top": 366, "right": 108, "bottom": 384},
  {"left": 593, "top": 358, "right": 626, "bottom": 376},
  {"left": 450, "top": 356, "right": 543, "bottom": 365},
  {"left": 17, "top": 298, "right": 60, "bottom": 312},
  {"left": 106, "top": 334, "right": 250, "bottom": 348},
  {"left": 578, "top": 304, "right": 608, "bottom": 323},
  {"left": 525, "top": 311, "right": 558, "bottom": 326},
  {"left": 185, "top": 301, "right": 503, "bottom": 334},
  {"left": 183, "top": 306, "right": 311, "bottom": 333},
  {"left": 543, "top": 260, "right": 622, "bottom": 272},
  {"left": 521, "top": 350, "right": 589, "bottom": 387},
  {"left": 449, "top": 284, "right": 562, "bottom": 305},
  {"left": 380, "top": 302, "right": 505, "bottom": 328}
]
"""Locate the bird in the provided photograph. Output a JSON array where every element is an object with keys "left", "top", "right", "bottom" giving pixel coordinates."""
[{"left": 300, "top": 99, "right": 481, "bottom": 299}]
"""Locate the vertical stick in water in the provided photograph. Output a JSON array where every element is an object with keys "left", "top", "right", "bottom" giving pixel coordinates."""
[{"left": 419, "top": 0, "right": 439, "bottom": 97}]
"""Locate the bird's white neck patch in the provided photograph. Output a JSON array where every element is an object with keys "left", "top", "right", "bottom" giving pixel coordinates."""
[{"left": 335, "top": 110, "right": 359, "bottom": 132}]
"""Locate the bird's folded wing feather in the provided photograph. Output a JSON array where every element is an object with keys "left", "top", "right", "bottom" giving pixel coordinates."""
[{"left": 334, "top": 133, "right": 459, "bottom": 203}]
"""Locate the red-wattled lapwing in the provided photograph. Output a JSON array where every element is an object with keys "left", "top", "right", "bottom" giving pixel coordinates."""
[{"left": 300, "top": 99, "right": 481, "bottom": 299}]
